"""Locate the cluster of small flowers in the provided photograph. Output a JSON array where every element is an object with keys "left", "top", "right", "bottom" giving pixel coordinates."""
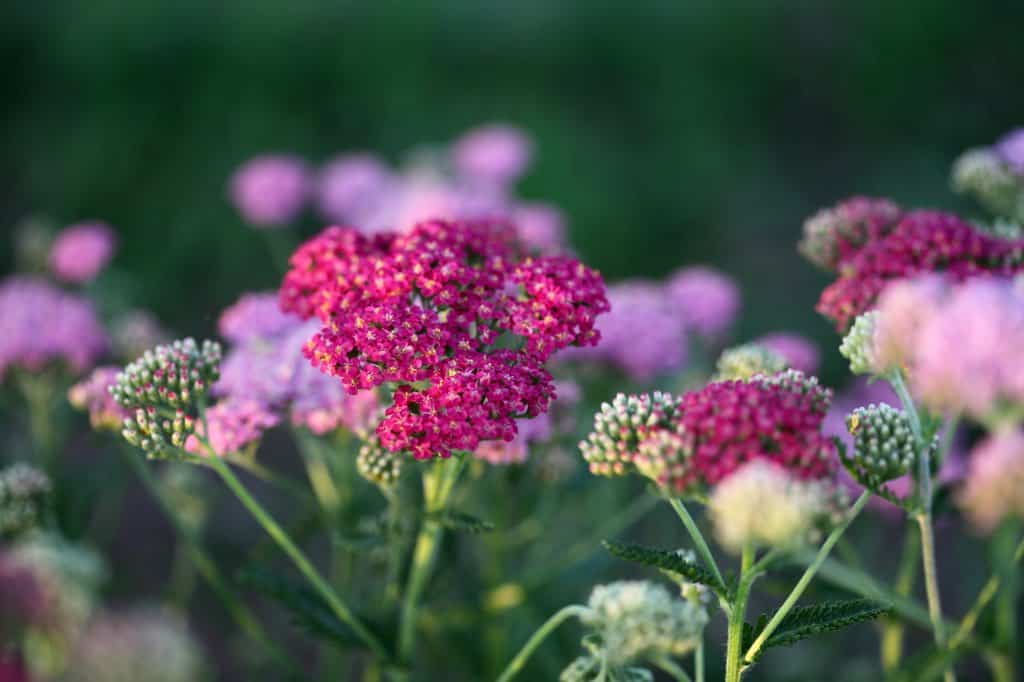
[
  {"left": 958, "top": 428, "right": 1024, "bottom": 532},
  {"left": 0, "top": 464, "right": 50, "bottom": 537},
  {"left": 562, "top": 267, "right": 740, "bottom": 382},
  {"left": 284, "top": 218, "right": 608, "bottom": 459},
  {"left": 63, "top": 608, "right": 205, "bottom": 682},
  {"left": 185, "top": 399, "right": 280, "bottom": 456},
  {"left": 69, "top": 366, "right": 132, "bottom": 431},
  {"left": 713, "top": 342, "right": 787, "bottom": 381},
  {"left": 474, "top": 380, "right": 581, "bottom": 465},
  {"left": 0, "top": 277, "right": 108, "bottom": 380},
  {"left": 842, "top": 404, "right": 932, "bottom": 502},
  {"left": 47, "top": 221, "right": 117, "bottom": 284},
  {"left": 357, "top": 434, "right": 403, "bottom": 489},
  {"left": 952, "top": 128, "right": 1024, "bottom": 222},
  {"left": 801, "top": 197, "right": 1024, "bottom": 330},
  {"left": 581, "top": 581, "right": 707, "bottom": 665},
  {"left": 560, "top": 656, "right": 652, "bottom": 682},
  {"left": 110, "top": 338, "right": 222, "bottom": 455},
  {"left": 215, "top": 292, "right": 380, "bottom": 435},
  {"left": 799, "top": 196, "right": 903, "bottom": 272},
  {"left": 708, "top": 460, "right": 836, "bottom": 553},
  {"left": 580, "top": 392, "right": 682, "bottom": 477}
]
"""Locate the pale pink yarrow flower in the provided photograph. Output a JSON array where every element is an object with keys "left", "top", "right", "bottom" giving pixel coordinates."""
[
  {"left": 513, "top": 203, "right": 568, "bottom": 254},
  {"left": 666, "top": 266, "right": 741, "bottom": 340},
  {"left": 229, "top": 155, "right": 310, "bottom": 227},
  {"left": 451, "top": 124, "right": 533, "bottom": 187},
  {"left": 317, "top": 153, "right": 396, "bottom": 224},
  {"left": 48, "top": 222, "right": 117, "bottom": 284},
  {"left": 873, "top": 275, "right": 947, "bottom": 373},
  {"left": 185, "top": 399, "right": 280, "bottom": 456},
  {"left": 959, "top": 429, "right": 1024, "bottom": 532},
  {"left": 755, "top": 332, "right": 821, "bottom": 374}
]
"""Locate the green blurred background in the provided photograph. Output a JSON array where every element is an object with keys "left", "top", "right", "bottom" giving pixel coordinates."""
[{"left": 2, "top": 0, "right": 1023, "bottom": 380}]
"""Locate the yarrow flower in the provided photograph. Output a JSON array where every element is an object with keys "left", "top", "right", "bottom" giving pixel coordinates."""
[
  {"left": 284, "top": 219, "right": 608, "bottom": 459},
  {"left": 707, "top": 460, "right": 834, "bottom": 554},
  {"left": 451, "top": 123, "right": 533, "bottom": 187},
  {"left": 581, "top": 581, "right": 707, "bottom": 665},
  {"left": 813, "top": 209, "right": 1024, "bottom": 330},
  {"left": 474, "top": 380, "right": 581, "bottom": 465},
  {"left": 754, "top": 332, "right": 821, "bottom": 374},
  {"left": 0, "top": 464, "right": 51, "bottom": 537},
  {"left": 357, "top": 435, "right": 403, "bottom": 489},
  {"left": 665, "top": 266, "right": 741, "bottom": 340},
  {"left": 0, "top": 277, "right": 108, "bottom": 380},
  {"left": 185, "top": 399, "right": 279, "bottom": 456},
  {"left": 951, "top": 149, "right": 1024, "bottom": 222},
  {"left": 580, "top": 392, "right": 682, "bottom": 477},
  {"left": 229, "top": 155, "right": 311, "bottom": 227},
  {"left": 69, "top": 366, "right": 132, "bottom": 431},
  {"left": 317, "top": 153, "right": 397, "bottom": 227},
  {"left": 110, "top": 338, "right": 222, "bottom": 456},
  {"left": 798, "top": 197, "right": 903, "bottom": 272},
  {"left": 217, "top": 291, "right": 297, "bottom": 343},
  {"left": 839, "top": 312, "right": 880, "bottom": 376},
  {"left": 958, "top": 428, "right": 1024, "bottom": 533},
  {"left": 64, "top": 608, "right": 205, "bottom": 682},
  {"left": 713, "top": 343, "right": 787, "bottom": 381},
  {"left": 47, "top": 221, "right": 117, "bottom": 284}
]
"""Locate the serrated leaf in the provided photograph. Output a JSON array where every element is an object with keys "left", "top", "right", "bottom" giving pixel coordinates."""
[
  {"left": 742, "top": 599, "right": 889, "bottom": 662},
  {"left": 432, "top": 509, "right": 495, "bottom": 533},
  {"left": 602, "top": 540, "right": 727, "bottom": 595},
  {"left": 238, "top": 567, "right": 391, "bottom": 651}
]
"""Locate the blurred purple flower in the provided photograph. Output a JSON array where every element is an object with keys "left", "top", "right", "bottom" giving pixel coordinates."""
[
  {"left": 229, "top": 155, "right": 310, "bottom": 227},
  {"left": 994, "top": 128, "right": 1024, "bottom": 175},
  {"left": 217, "top": 291, "right": 296, "bottom": 344},
  {"left": 317, "top": 153, "right": 396, "bottom": 225},
  {"left": 48, "top": 222, "right": 116, "bottom": 284},
  {"left": 755, "top": 332, "right": 821, "bottom": 374},
  {"left": 0, "top": 277, "right": 108, "bottom": 380},
  {"left": 513, "top": 203, "right": 568, "bottom": 254},
  {"left": 451, "top": 123, "right": 533, "bottom": 187},
  {"left": 666, "top": 266, "right": 740, "bottom": 340},
  {"left": 186, "top": 399, "right": 280, "bottom": 456}
]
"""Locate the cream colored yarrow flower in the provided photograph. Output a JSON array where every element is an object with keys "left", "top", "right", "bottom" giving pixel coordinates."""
[{"left": 714, "top": 343, "right": 788, "bottom": 381}]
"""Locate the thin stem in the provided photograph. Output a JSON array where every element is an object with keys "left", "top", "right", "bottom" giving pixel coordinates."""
[
  {"left": 495, "top": 604, "right": 590, "bottom": 682},
  {"left": 881, "top": 523, "right": 920, "bottom": 672},
  {"left": 669, "top": 498, "right": 726, "bottom": 594},
  {"left": 742, "top": 490, "right": 871, "bottom": 667},
  {"left": 695, "top": 640, "right": 705, "bottom": 682},
  {"left": 397, "top": 456, "right": 466, "bottom": 663},
  {"left": 917, "top": 512, "right": 955, "bottom": 682},
  {"left": 653, "top": 655, "right": 693, "bottom": 682},
  {"left": 724, "top": 545, "right": 755, "bottom": 682},
  {"left": 949, "top": 535, "right": 1024, "bottom": 650},
  {"left": 210, "top": 456, "right": 390, "bottom": 660}
]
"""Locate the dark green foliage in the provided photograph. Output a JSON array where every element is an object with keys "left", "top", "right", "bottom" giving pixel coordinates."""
[
  {"left": 433, "top": 509, "right": 496, "bottom": 534},
  {"left": 602, "top": 540, "right": 728, "bottom": 596},
  {"left": 742, "top": 599, "right": 890, "bottom": 662}
]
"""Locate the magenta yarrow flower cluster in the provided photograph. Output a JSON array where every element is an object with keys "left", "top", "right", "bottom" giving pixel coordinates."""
[
  {"left": 0, "top": 277, "right": 108, "bottom": 380},
  {"left": 282, "top": 219, "right": 608, "bottom": 459},
  {"left": 214, "top": 292, "right": 381, "bottom": 435},
  {"left": 228, "top": 155, "right": 311, "bottom": 227},
  {"left": 47, "top": 222, "right": 117, "bottom": 284},
  {"left": 474, "top": 380, "right": 582, "bottom": 465}
]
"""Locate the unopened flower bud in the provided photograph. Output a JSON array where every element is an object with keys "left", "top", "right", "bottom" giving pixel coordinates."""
[
  {"left": 634, "top": 430, "right": 694, "bottom": 496},
  {"left": 951, "top": 148, "right": 1024, "bottom": 221},
  {"left": 843, "top": 404, "right": 934, "bottom": 496},
  {"left": 580, "top": 393, "right": 681, "bottom": 477},
  {"left": 839, "top": 312, "right": 879, "bottom": 376},
  {"left": 357, "top": 436, "right": 403, "bottom": 489}
]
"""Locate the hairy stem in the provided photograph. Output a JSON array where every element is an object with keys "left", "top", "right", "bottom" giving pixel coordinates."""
[
  {"left": 881, "top": 524, "right": 920, "bottom": 672},
  {"left": 724, "top": 545, "right": 755, "bottom": 682},
  {"left": 495, "top": 605, "right": 590, "bottom": 682},
  {"left": 210, "top": 456, "right": 389, "bottom": 660},
  {"left": 669, "top": 498, "right": 727, "bottom": 594},
  {"left": 917, "top": 512, "right": 955, "bottom": 682}
]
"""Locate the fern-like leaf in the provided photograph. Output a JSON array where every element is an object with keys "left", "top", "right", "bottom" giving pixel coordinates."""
[
  {"left": 742, "top": 598, "right": 889, "bottom": 662},
  {"left": 602, "top": 540, "right": 728, "bottom": 596},
  {"left": 431, "top": 509, "right": 495, "bottom": 533}
]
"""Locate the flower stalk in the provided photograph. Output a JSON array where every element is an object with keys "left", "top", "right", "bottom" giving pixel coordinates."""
[{"left": 495, "top": 604, "right": 591, "bottom": 682}]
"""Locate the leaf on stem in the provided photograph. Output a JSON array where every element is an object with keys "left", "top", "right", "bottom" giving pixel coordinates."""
[
  {"left": 741, "top": 598, "right": 890, "bottom": 662},
  {"left": 602, "top": 540, "right": 729, "bottom": 596},
  {"left": 429, "top": 509, "right": 496, "bottom": 533}
]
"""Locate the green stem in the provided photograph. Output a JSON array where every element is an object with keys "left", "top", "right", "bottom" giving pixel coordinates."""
[
  {"left": 725, "top": 545, "right": 755, "bottom": 682},
  {"left": 949, "top": 535, "right": 1024, "bottom": 650},
  {"left": 917, "top": 512, "right": 954, "bottom": 682},
  {"left": 695, "top": 640, "right": 705, "bottom": 682},
  {"left": 742, "top": 490, "right": 871, "bottom": 667},
  {"left": 495, "top": 604, "right": 590, "bottom": 682},
  {"left": 881, "top": 523, "right": 920, "bottom": 672},
  {"left": 210, "top": 456, "right": 390, "bottom": 660},
  {"left": 125, "top": 452, "right": 299, "bottom": 674},
  {"left": 669, "top": 497, "right": 726, "bottom": 594},
  {"left": 653, "top": 655, "right": 693, "bottom": 682},
  {"left": 397, "top": 456, "right": 466, "bottom": 663}
]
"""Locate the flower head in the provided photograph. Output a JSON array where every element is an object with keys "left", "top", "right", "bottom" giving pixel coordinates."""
[
  {"left": 872, "top": 276, "right": 947, "bottom": 374},
  {"left": 798, "top": 197, "right": 903, "bottom": 272},
  {"left": 185, "top": 399, "right": 279, "bottom": 456},
  {"left": 841, "top": 404, "right": 931, "bottom": 505},
  {"left": 714, "top": 343, "right": 787, "bottom": 381},
  {"left": 754, "top": 332, "right": 820, "bottom": 374},
  {"left": 0, "top": 277, "right": 108, "bottom": 380},
  {"left": 217, "top": 291, "right": 297, "bottom": 344},
  {"left": 582, "top": 581, "right": 707, "bottom": 665},
  {"left": 0, "top": 464, "right": 50, "bottom": 537},
  {"left": 580, "top": 392, "right": 682, "bottom": 477},
  {"left": 665, "top": 266, "right": 740, "bottom": 340},
  {"left": 839, "top": 312, "right": 880, "bottom": 376},
  {"left": 958, "top": 429, "right": 1024, "bottom": 533},
  {"left": 48, "top": 222, "right": 117, "bottom": 284},
  {"left": 451, "top": 123, "right": 533, "bottom": 187},
  {"left": 229, "top": 155, "right": 310, "bottom": 227},
  {"left": 317, "top": 153, "right": 396, "bottom": 224},
  {"left": 951, "top": 148, "right": 1024, "bottom": 221},
  {"left": 69, "top": 366, "right": 132, "bottom": 431},
  {"left": 708, "top": 460, "right": 834, "bottom": 553}
]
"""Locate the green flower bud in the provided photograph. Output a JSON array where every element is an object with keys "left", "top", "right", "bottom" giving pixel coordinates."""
[
  {"left": 357, "top": 436, "right": 402, "bottom": 490},
  {"left": 839, "top": 312, "right": 879, "bottom": 376},
  {"left": 714, "top": 343, "right": 787, "bottom": 381},
  {"left": 842, "top": 404, "right": 935, "bottom": 498}
]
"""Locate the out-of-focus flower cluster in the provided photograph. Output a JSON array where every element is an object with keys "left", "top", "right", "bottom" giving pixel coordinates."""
[
  {"left": 474, "top": 380, "right": 581, "bottom": 465},
  {"left": 0, "top": 277, "right": 108, "bottom": 381},
  {"left": 958, "top": 428, "right": 1024, "bottom": 532},
  {"left": 952, "top": 129, "right": 1024, "bottom": 223},
  {"left": 47, "top": 222, "right": 117, "bottom": 285},
  {"left": 69, "top": 366, "right": 132, "bottom": 431},
  {"left": 800, "top": 198, "right": 1024, "bottom": 330},
  {"left": 0, "top": 464, "right": 50, "bottom": 538},
  {"left": 283, "top": 218, "right": 608, "bottom": 459}
]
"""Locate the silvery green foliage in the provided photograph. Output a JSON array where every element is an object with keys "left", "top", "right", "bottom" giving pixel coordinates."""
[
  {"left": 951, "top": 148, "right": 1024, "bottom": 222},
  {"left": 842, "top": 404, "right": 935, "bottom": 505},
  {"left": 0, "top": 463, "right": 50, "bottom": 537},
  {"left": 357, "top": 435, "right": 402, "bottom": 490},
  {"left": 560, "top": 656, "right": 653, "bottom": 682},
  {"left": 714, "top": 343, "right": 787, "bottom": 381},
  {"left": 839, "top": 312, "right": 879, "bottom": 376},
  {"left": 110, "top": 338, "right": 222, "bottom": 456},
  {"left": 582, "top": 581, "right": 707, "bottom": 666},
  {"left": 580, "top": 393, "right": 681, "bottom": 477}
]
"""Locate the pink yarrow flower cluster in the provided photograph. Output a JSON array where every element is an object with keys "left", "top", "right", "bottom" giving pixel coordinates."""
[
  {"left": 48, "top": 222, "right": 117, "bottom": 284},
  {"left": 0, "top": 277, "right": 108, "bottom": 380},
  {"left": 185, "top": 399, "right": 280, "bottom": 456},
  {"left": 283, "top": 219, "right": 608, "bottom": 459},
  {"left": 229, "top": 155, "right": 311, "bottom": 227},
  {"left": 958, "top": 428, "right": 1024, "bottom": 532},
  {"left": 474, "top": 379, "right": 581, "bottom": 465},
  {"left": 810, "top": 205, "right": 1024, "bottom": 330}
]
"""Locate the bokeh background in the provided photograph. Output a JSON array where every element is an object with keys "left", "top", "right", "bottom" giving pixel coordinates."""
[
  {"left": 2, "top": 2, "right": 1022, "bottom": 680},
  {"left": 4, "top": 0, "right": 1024, "bottom": 385}
]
